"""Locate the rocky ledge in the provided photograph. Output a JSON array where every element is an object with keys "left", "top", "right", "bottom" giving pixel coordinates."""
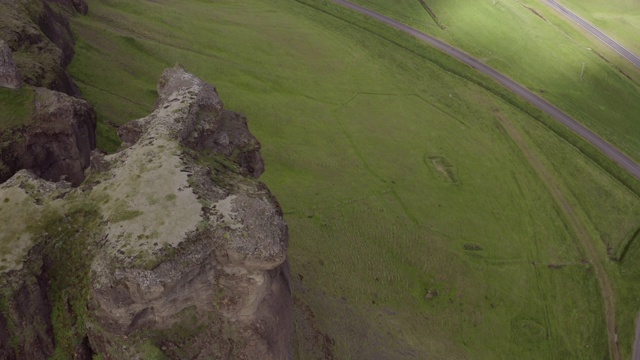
[{"left": 0, "top": 67, "right": 292, "bottom": 359}]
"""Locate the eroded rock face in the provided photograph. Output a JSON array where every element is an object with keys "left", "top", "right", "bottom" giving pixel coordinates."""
[
  {"left": 0, "top": 0, "right": 84, "bottom": 95},
  {"left": 0, "top": 39, "right": 21, "bottom": 89},
  {"left": 0, "top": 0, "right": 96, "bottom": 186},
  {"left": 0, "top": 170, "right": 71, "bottom": 360},
  {"left": 0, "top": 87, "right": 97, "bottom": 185},
  {"left": 0, "top": 68, "right": 292, "bottom": 359}
]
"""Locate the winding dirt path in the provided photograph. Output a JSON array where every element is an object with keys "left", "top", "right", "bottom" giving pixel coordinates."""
[{"left": 496, "top": 114, "right": 620, "bottom": 360}]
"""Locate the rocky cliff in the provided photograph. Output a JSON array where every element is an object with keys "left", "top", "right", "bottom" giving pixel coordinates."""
[
  {"left": 0, "top": 0, "right": 85, "bottom": 95},
  {"left": 0, "top": 0, "right": 96, "bottom": 185},
  {"left": 0, "top": 67, "right": 293, "bottom": 359}
]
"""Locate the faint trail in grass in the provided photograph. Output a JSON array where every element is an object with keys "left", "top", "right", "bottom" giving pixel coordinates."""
[
  {"left": 337, "top": 105, "right": 419, "bottom": 225},
  {"left": 465, "top": 255, "right": 529, "bottom": 265},
  {"left": 81, "top": 14, "right": 243, "bottom": 67},
  {"left": 336, "top": 117, "right": 387, "bottom": 184},
  {"left": 75, "top": 79, "right": 150, "bottom": 110},
  {"left": 334, "top": 93, "right": 359, "bottom": 110},
  {"left": 413, "top": 93, "right": 469, "bottom": 129},
  {"left": 333, "top": 93, "right": 389, "bottom": 184},
  {"left": 496, "top": 113, "right": 620, "bottom": 360},
  {"left": 335, "top": 92, "right": 468, "bottom": 128},
  {"left": 283, "top": 189, "right": 395, "bottom": 216},
  {"left": 390, "top": 190, "right": 418, "bottom": 225}
]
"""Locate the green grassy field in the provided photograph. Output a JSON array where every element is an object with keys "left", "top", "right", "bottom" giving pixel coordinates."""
[
  {"left": 67, "top": 0, "right": 640, "bottom": 358},
  {"left": 349, "top": 0, "right": 640, "bottom": 164}
]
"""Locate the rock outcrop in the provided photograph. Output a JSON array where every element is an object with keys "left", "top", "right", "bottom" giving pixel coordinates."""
[
  {"left": 0, "top": 40, "right": 21, "bottom": 89},
  {"left": 0, "top": 87, "right": 96, "bottom": 185},
  {"left": 0, "top": 67, "right": 292, "bottom": 359}
]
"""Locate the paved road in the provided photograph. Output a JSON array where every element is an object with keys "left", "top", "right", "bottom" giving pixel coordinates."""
[
  {"left": 543, "top": 0, "right": 640, "bottom": 70},
  {"left": 331, "top": 0, "right": 640, "bottom": 181}
]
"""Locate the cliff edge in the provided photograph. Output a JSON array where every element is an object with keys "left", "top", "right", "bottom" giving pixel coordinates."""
[{"left": 0, "top": 66, "right": 292, "bottom": 359}]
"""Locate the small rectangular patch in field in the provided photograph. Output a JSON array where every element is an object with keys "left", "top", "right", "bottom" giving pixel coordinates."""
[{"left": 427, "top": 155, "right": 459, "bottom": 185}]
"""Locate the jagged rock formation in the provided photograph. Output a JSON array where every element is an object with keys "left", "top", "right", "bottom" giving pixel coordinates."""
[
  {"left": 0, "top": 40, "right": 21, "bottom": 89},
  {"left": 0, "top": 67, "right": 292, "bottom": 359}
]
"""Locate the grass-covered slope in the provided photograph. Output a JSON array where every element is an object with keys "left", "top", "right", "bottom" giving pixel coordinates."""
[{"left": 68, "top": 0, "right": 640, "bottom": 358}]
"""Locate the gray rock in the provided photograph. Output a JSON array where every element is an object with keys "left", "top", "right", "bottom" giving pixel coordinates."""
[{"left": 0, "top": 39, "right": 22, "bottom": 89}]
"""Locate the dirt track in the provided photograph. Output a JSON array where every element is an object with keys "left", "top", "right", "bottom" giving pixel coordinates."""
[{"left": 497, "top": 114, "right": 620, "bottom": 360}]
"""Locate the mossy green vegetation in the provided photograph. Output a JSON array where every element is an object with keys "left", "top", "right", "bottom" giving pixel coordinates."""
[
  {"left": 0, "top": 87, "right": 34, "bottom": 131},
  {"left": 0, "top": 194, "right": 101, "bottom": 359},
  {"left": 66, "top": 0, "right": 640, "bottom": 358},
  {"left": 109, "top": 201, "right": 143, "bottom": 223},
  {"left": 42, "top": 201, "right": 101, "bottom": 360}
]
